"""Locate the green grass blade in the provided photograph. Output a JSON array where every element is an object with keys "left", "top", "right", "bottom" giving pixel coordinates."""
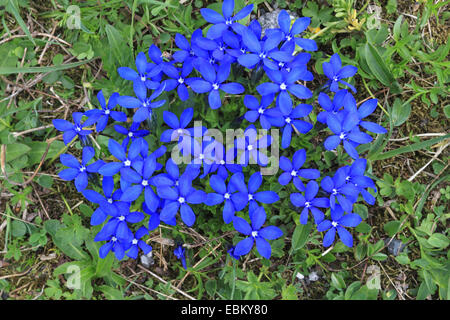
[
  {"left": 0, "top": 59, "right": 94, "bottom": 75},
  {"left": 6, "top": 0, "right": 36, "bottom": 45},
  {"left": 371, "top": 134, "right": 450, "bottom": 161}
]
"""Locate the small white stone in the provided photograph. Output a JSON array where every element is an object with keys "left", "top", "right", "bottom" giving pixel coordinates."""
[{"left": 296, "top": 272, "right": 305, "bottom": 280}]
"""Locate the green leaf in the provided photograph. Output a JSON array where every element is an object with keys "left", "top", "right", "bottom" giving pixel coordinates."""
[
  {"left": 11, "top": 220, "right": 27, "bottom": 237},
  {"left": 331, "top": 273, "right": 346, "bottom": 290},
  {"left": 371, "top": 253, "right": 388, "bottom": 261},
  {"left": 281, "top": 284, "right": 298, "bottom": 300},
  {"left": 391, "top": 98, "right": 411, "bottom": 127},
  {"left": 291, "top": 222, "right": 312, "bottom": 252},
  {"left": 427, "top": 233, "right": 449, "bottom": 249},
  {"left": 5, "top": 143, "right": 31, "bottom": 163},
  {"left": 6, "top": 0, "right": 35, "bottom": 45},
  {"left": 98, "top": 285, "right": 124, "bottom": 300},
  {"left": 364, "top": 42, "right": 401, "bottom": 93},
  {"left": 371, "top": 134, "right": 450, "bottom": 161}
]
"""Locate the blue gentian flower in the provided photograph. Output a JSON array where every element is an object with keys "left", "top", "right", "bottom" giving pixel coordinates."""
[
  {"left": 119, "top": 154, "right": 160, "bottom": 212},
  {"left": 117, "top": 52, "right": 161, "bottom": 88},
  {"left": 53, "top": 112, "right": 96, "bottom": 145},
  {"left": 157, "top": 172, "right": 205, "bottom": 227},
  {"left": 174, "top": 245, "right": 187, "bottom": 270},
  {"left": 84, "top": 91, "right": 127, "bottom": 132},
  {"left": 58, "top": 146, "right": 104, "bottom": 192},
  {"left": 94, "top": 201, "right": 144, "bottom": 243},
  {"left": 238, "top": 28, "right": 291, "bottom": 70},
  {"left": 317, "top": 204, "right": 362, "bottom": 247},
  {"left": 317, "top": 89, "right": 347, "bottom": 124},
  {"left": 278, "top": 149, "right": 320, "bottom": 188},
  {"left": 232, "top": 206, "right": 283, "bottom": 259},
  {"left": 320, "top": 168, "right": 359, "bottom": 212},
  {"left": 85, "top": 177, "right": 123, "bottom": 226},
  {"left": 234, "top": 125, "right": 272, "bottom": 166},
  {"left": 98, "top": 235, "right": 131, "bottom": 260},
  {"left": 117, "top": 81, "right": 166, "bottom": 123},
  {"left": 200, "top": 0, "right": 254, "bottom": 39},
  {"left": 190, "top": 60, "right": 244, "bottom": 109},
  {"left": 269, "top": 10, "right": 317, "bottom": 51},
  {"left": 82, "top": 176, "right": 121, "bottom": 217},
  {"left": 243, "top": 94, "right": 276, "bottom": 130},
  {"left": 114, "top": 122, "right": 150, "bottom": 150},
  {"left": 257, "top": 67, "right": 312, "bottom": 115},
  {"left": 230, "top": 171, "right": 279, "bottom": 218},
  {"left": 146, "top": 44, "right": 166, "bottom": 81},
  {"left": 322, "top": 53, "right": 357, "bottom": 93},
  {"left": 160, "top": 108, "right": 194, "bottom": 154},
  {"left": 98, "top": 139, "right": 143, "bottom": 177},
  {"left": 194, "top": 36, "right": 233, "bottom": 63},
  {"left": 222, "top": 29, "right": 246, "bottom": 60},
  {"left": 205, "top": 174, "right": 242, "bottom": 224},
  {"left": 343, "top": 94, "right": 388, "bottom": 134},
  {"left": 341, "top": 158, "right": 377, "bottom": 205},
  {"left": 143, "top": 200, "right": 176, "bottom": 230},
  {"left": 162, "top": 63, "right": 194, "bottom": 101},
  {"left": 173, "top": 30, "right": 204, "bottom": 70},
  {"left": 324, "top": 111, "right": 373, "bottom": 159},
  {"left": 290, "top": 180, "right": 329, "bottom": 225},
  {"left": 268, "top": 103, "right": 313, "bottom": 148},
  {"left": 126, "top": 226, "right": 152, "bottom": 259}
]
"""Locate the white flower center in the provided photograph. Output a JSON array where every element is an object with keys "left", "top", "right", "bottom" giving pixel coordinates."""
[
  {"left": 75, "top": 126, "right": 81, "bottom": 132},
  {"left": 333, "top": 76, "right": 339, "bottom": 82},
  {"left": 142, "top": 180, "right": 148, "bottom": 186},
  {"left": 286, "top": 67, "right": 291, "bottom": 72},
  {"left": 224, "top": 193, "right": 230, "bottom": 200},
  {"left": 107, "top": 198, "right": 113, "bottom": 204},
  {"left": 79, "top": 166, "right": 86, "bottom": 172},
  {"left": 119, "top": 215, "right": 125, "bottom": 221},
  {"left": 132, "top": 239, "right": 138, "bottom": 245},
  {"left": 305, "top": 202, "right": 311, "bottom": 208},
  {"left": 247, "top": 145, "right": 253, "bottom": 151},
  {"left": 332, "top": 188, "right": 338, "bottom": 195},
  {"left": 259, "top": 52, "right": 267, "bottom": 58},
  {"left": 248, "top": 194, "right": 253, "bottom": 201},
  {"left": 286, "top": 35, "right": 292, "bottom": 41},
  {"left": 199, "top": 153, "right": 204, "bottom": 160},
  {"left": 140, "top": 75, "right": 146, "bottom": 82},
  {"left": 285, "top": 117, "right": 291, "bottom": 124},
  {"left": 225, "top": 18, "right": 233, "bottom": 25},
  {"left": 178, "top": 197, "right": 185, "bottom": 204},
  {"left": 339, "top": 132, "right": 346, "bottom": 140},
  {"left": 251, "top": 231, "right": 259, "bottom": 238},
  {"left": 124, "top": 159, "right": 131, "bottom": 167},
  {"left": 291, "top": 170, "right": 297, "bottom": 176},
  {"left": 258, "top": 107, "right": 264, "bottom": 114},
  {"left": 212, "top": 83, "right": 220, "bottom": 90},
  {"left": 178, "top": 77, "right": 184, "bottom": 84},
  {"left": 278, "top": 62, "right": 285, "bottom": 67},
  {"left": 175, "top": 180, "right": 179, "bottom": 186},
  {"left": 104, "top": 109, "right": 110, "bottom": 115},
  {"left": 219, "top": 159, "right": 225, "bottom": 165},
  {"left": 112, "top": 236, "right": 117, "bottom": 242},
  {"left": 128, "top": 132, "right": 133, "bottom": 137},
  {"left": 332, "top": 221, "right": 338, "bottom": 228},
  {"left": 280, "top": 83, "right": 287, "bottom": 90}
]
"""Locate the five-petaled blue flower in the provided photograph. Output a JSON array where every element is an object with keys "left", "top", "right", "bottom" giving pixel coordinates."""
[
  {"left": 58, "top": 146, "right": 104, "bottom": 192},
  {"left": 317, "top": 204, "right": 362, "bottom": 247},
  {"left": 232, "top": 206, "right": 283, "bottom": 259},
  {"left": 84, "top": 91, "right": 127, "bottom": 132},
  {"left": 278, "top": 149, "right": 320, "bottom": 189},
  {"left": 53, "top": 112, "right": 96, "bottom": 145},
  {"left": 322, "top": 53, "right": 357, "bottom": 93},
  {"left": 290, "top": 180, "right": 329, "bottom": 225}
]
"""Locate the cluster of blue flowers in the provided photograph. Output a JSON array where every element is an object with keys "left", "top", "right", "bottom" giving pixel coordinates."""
[{"left": 52, "top": 0, "right": 386, "bottom": 268}]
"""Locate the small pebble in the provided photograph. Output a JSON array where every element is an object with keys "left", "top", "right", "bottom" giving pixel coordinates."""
[
  {"left": 308, "top": 271, "right": 319, "bottom": 282},
  {"left": 384, "top": 238, "right": 406, "bottom": 256},
  {"left": 140, "top": 251, "right": 154, "bottom": 268}
]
